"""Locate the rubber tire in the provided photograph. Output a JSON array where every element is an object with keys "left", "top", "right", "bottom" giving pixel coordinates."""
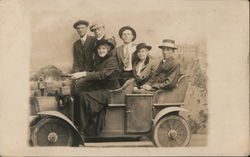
[
  {"left": 31, "top": 117, "right": 74, "bottom": 146},
  {"left": 152, "top": 115, "right": 191, "bottom": 147}
]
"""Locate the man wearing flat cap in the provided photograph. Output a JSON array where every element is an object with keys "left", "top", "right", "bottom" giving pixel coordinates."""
[
  {"left": 141, "top": 39, "right": 180, "bottom": 91},
  {"left": 72, "top": 20, "right": 96, "bottom": 73},
  {"left": 90, "top": 21, "right": 117, "bottom": 47},
  {"left": 112, "top": 26, "right": 137, "bottom": 85}
]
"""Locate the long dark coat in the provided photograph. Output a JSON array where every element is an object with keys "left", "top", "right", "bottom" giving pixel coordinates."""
[
  {"left": 73, "top": 35, "right": 96, "bottom": 72},
  {"left": 147, "top": 56, "right": 180, "bottom": 90},
  {"left": 75, "top": 52, "right": 120, "bottom": 135},
  {"left": 75, "top": 53, "right": 120, "bottom": 95}
]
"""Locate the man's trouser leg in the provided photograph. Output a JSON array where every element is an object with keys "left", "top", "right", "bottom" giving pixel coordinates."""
[{"left": 72, "top": 78, "right": 90, "bottom": 128}]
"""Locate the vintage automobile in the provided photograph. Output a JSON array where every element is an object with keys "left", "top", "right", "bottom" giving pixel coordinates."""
[{"left": 29, "top": 74, "right": 191, "bottom": 147}]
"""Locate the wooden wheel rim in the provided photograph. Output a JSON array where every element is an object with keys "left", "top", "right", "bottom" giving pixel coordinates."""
[
  {"left": 153, "top": 115, "right": 191, "bottom": 147},
  {"left": 31, "top": 118, "right": 74, "bottom": 146}
]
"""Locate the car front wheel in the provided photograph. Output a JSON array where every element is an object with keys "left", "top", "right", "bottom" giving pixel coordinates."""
[{"left": 31, "top": 117, "right": 75, "bottom": 146}]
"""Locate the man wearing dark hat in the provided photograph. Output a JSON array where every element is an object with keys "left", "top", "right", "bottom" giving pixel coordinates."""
[
  {"left": 71, "top": 20, "right": 96, "bottom": 128},
  {"left": 90, "top": 21, "right": 117, "bottom": 47},
  {"left": 141, "top": 39, "right": 180, "bottom": 91},
  {"left": 112, "top": 26, "right": 137, "bottom": 85},
  {"left": 72, "top": 20, "right": 96, "bottom": 73}
]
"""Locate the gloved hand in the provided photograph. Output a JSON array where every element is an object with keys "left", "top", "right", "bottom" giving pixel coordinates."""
[
  {"left": 152, "top": 83, "right": 161, "bottom": 89},
  {"left": 70, "top": 71, "right": 86, "bottom": 79},
  {"left": 141, "top": 84, "right": 153, "bottom": 91}
]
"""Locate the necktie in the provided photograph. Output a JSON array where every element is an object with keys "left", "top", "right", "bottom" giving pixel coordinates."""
[
  {"left": 81, "top": 38, "right": 85, "bottom": 44},
  {"left": 124, "top": 46, "right": 130, "bottom": 68}
]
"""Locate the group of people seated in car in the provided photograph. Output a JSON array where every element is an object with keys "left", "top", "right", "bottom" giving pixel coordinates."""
[{"left": 68, "top": 20, "right": 181, "bottom": 136}]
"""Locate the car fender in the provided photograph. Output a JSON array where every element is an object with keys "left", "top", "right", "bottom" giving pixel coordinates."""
[
  {"left": 153, "top": 107, "right": 189, "bottom": 126},
  {"left": 37, "top": 111, "right": 84, "bottom": 143}
]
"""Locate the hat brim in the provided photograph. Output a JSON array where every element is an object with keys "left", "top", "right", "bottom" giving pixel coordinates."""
[
  {"left": 73, "top": 20, "right": 89, "bottom": 29},
  {"left": 95, "top": 40, "right": 115, "bottom": 52},
  {"left": 158, "top": 45, "right": 177, "bottom": 49},
  {"left": 135, "top": 46, "right": 152, "bottom": 53},
  {"left": 90, "top": 25, "right": 105, "bottom": 32}
]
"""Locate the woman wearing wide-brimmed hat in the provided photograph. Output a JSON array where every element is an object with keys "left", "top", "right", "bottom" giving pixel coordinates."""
[
  {"left": 132, "top": 43, "right": 157, "bottom": 88},
  {"left": 70, "top": 39, "right": 120, "bottom": 136}
]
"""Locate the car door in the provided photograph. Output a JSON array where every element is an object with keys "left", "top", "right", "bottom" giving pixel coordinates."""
[{"left": 125, "top": 94, "right": 154, "bottom": 133}]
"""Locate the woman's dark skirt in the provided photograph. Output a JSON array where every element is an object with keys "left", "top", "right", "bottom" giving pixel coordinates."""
[{"left": 76, "top": 89, "right": 109, "bottom": 136}]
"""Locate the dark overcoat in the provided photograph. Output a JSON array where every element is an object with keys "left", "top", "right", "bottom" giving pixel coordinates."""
[
  {"left": 147, "top": 56, "right": 180, "bottom": 89},
  {"left": 73, "top": 35, "right": 96, "bottom": 72},
  {"left": 76, "top": 53, "right": 120, "bottom": 135}
]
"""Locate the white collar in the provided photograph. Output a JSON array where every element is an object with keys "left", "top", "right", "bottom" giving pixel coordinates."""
[
  {"left": 80, "top": 34, "right": 88, "bottom": 41},
  {"left": 97, "top": 34, "right": 104, "bottom": 40}
]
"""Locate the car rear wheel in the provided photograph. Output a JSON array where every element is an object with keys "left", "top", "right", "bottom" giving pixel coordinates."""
[
  {"left": 31, "top": 117, "right": 75, "bottom": 146},
  {"left": 152, "top": 115, "right": 191, "bottom": 147}
]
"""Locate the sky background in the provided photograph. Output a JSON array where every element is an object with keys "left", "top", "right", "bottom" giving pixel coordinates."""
[{"left": 29, "top": 0, "right": 208, "bottom": 74}]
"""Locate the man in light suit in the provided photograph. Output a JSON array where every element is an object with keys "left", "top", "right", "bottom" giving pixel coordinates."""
[
  {"left": 112, "top": 26, "right": 137, "bottom": 85},
  {"left": 90, "top": 21, "right": 117, "bottom": 47}
]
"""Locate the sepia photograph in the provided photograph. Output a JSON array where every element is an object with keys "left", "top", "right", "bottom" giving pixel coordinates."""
[
  {"left": 0, "top": 0, "right": 249, "bottom": 156},
  {"left": 28, "top": 0, "right": 207, "bottom": 148}
]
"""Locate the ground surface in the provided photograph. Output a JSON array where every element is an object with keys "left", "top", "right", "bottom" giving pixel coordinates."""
[{"left": 84, "top": 134, "right": 207, "bottom": 147}]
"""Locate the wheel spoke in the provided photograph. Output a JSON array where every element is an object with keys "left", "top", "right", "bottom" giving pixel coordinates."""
[
  {"left": 170, "top": 119, "right": 176, "bottom": 129},
  {"left": 176, "top": 134, "right": 185, "bottom": 144},
  {"left": 158, "top": 129, "right": 171, "bottom": 146},
  {"left": 172, "top": 139, "right": 178, "bottom": 147},
  {"left": 177, "top": 126, "right": 187, "bottom": 136},
  {"left": 174, "top": 138, "right": 181, "bottom": 146},
  {"left": 160, "top": 122, "right": 170, "bottom": 131},
  {"left": 176, "top": 123, "right": 186, "bottom": 133},
  {"left": 177, "top": 131, "right": 187, "bottom": 137},
  {"left": 164, "top": 138, "right": 171, "bottom": 147},
  {"left": 172, "top": 119, "right": 177, "bottom": 129},
  {"left": 168, "top": 119, "right": 173, "bottom": 129},
  {"left": 175, "top": 123, "right": 181, "bottom": 131},
  {"left": 166, "top": 120, "right": 172, "bottom": 130}
]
